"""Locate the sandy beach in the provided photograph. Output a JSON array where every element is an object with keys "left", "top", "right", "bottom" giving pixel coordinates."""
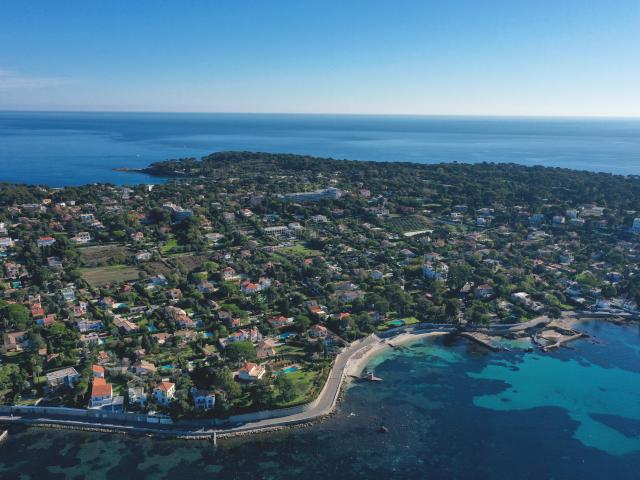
[{"left": 345, "top": 331, "right": 449, "bottom": 377}]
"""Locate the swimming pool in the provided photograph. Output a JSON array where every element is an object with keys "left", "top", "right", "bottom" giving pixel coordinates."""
[
  {"left": 278, "top": 332, "right": 297, "bottom": 340},
  {"left": 281, "top": 366, "right": 299, "bottom": 374}
]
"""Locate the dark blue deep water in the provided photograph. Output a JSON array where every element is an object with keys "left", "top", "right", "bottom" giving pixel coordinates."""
[
  {"left": 1, "top": 111, "right": 640, "bottom": 186},
  {"left": 1, "top": 320, "right": 639, "bottom": 479}
]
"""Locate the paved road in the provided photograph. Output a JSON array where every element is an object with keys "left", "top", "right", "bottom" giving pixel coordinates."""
[{"left": 217, "top": 334, "right": 381, "bottom": 435}]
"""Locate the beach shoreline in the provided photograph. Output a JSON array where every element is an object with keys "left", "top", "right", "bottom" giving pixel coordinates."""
[{"left": 344, "top": 331, "right": 449, "bottom": 378}]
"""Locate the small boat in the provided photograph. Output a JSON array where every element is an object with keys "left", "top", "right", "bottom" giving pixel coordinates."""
[{"left": 378, "top": 425, "right": 389, "bottom": 433}]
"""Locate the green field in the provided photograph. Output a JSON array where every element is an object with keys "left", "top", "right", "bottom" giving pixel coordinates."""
[
  {"left": 280, "top": 245, "right": 323, "bottom": 258},
  {"left": 80, "top": 264, "right": 141, "bottom": 286}
]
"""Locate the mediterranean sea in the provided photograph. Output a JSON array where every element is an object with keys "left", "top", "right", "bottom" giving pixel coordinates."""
[
  {"left": 1, "top": 111, "right": 640, "bottom": 186},
  {"left": 1, "top": 319, "right": 639, "bottom": 479}
]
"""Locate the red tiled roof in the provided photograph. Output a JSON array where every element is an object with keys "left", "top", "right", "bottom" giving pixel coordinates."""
[
  {"left": 91, "top": 378, "right": 112, "bottom": 398},
  {"left": 240, "top": 361, "right": 257, "bottom": 373},
  {"left": 156, "top": 381, "right": 175, "bottom": 392}
]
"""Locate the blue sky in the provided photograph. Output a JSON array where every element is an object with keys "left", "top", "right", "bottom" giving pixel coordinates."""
[{"left": 0, "top": 0, "right": 638, "bottom": 116}]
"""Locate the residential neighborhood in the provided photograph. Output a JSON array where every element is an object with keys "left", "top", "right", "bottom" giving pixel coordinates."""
[{"left": 1, "top": 152, "right": 640, "bottom": 420}]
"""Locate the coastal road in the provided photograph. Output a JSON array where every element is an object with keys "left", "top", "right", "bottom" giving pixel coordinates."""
[
  {"left": 217, "top": 334, "right": 381, "bottom": 435},
  {"left": 0, "top": 334, "right": 383, "bottom": 438},
  {"left": 2, "top": 329, "right": 450, "bottom": 438}
]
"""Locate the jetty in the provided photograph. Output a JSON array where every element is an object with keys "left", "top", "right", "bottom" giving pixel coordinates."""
[
  {"left": 459, "top": 331, "right": 502, "bottom": 352},
  {"left": 540, "top": 332, "right": 587, "bottom": 351},
  {"left": 361, "top": 371, "right": 382, "bottom": 382},
  {"left": 487, "top": 316, "right": 551, "bottom": 336}
]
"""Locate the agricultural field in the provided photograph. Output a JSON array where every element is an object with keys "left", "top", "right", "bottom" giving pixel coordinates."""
[
  {"left": 146, "top": 261, "right": 173, "bottom": 276},
  {"left": 78, "top": 245, "right": 131, "bottom": 267},
  {"left": 174, "top": 254, "right": 208, "bottom": 272},
  {"left": 385, "top": 215, "right": 431, "bottom": 233},
  {"left": 80, "top": 264, "right": 141, "bottom": 287}
]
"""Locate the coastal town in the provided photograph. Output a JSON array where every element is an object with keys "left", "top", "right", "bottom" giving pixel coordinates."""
[{"left": 1, "top": 152, "right": 640, "bottom": 427}]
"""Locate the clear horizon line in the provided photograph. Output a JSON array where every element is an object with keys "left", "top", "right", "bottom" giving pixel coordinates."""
[{"left": 0, "top": 107, "right": 639, "bottom": 121}]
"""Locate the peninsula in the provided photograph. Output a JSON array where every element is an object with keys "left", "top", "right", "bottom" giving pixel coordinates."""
[{"left": 1, "top": 152, "right": 639, "bottom": 437}]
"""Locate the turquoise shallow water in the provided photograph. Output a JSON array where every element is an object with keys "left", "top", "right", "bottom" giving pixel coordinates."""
[
  {"left": 1, "top": 319, "right": 638, "bottom": 479},
  {"left": 470, "top": 353, "right": 640, "bottom": 455}
]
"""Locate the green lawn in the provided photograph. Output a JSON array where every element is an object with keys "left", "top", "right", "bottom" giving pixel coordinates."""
[
  {"left": 376, "top": 316, "right": 420, "bottom": 331},
  {"left": 402, "top": 317, "right": 420, "bottom": 325},
  {"left": 112, "top": 383, "right": 125, "bottom": 397},
  {"left": 280, "top": 245, "right": 323, "bottom": 258},
  {"left": 161, "top": 237, "right": 178, "bottom": 254},
  {"left": 275, "top": 344, "right": 306, "bottom": 356},
  {"left": 273, "top": 366, "right": 328, "bottom": 408}
]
